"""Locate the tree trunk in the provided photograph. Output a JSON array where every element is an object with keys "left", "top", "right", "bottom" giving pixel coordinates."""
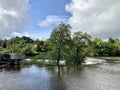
[
  {"left": 57, "top": 47, "right": 60, "bottom": 66},
  {"left": 76, "top": 46, "right": 81, "bottom": 68},
  {"left": 76, "top": 46, "right": 79, "bottom": 65},
  {"left": 57, "top": 47, "right": 61, "bottom": 73}
]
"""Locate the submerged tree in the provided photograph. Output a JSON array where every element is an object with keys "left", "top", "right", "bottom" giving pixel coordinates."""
[
  {"left": 73, "top": 31, "right": 91, "bottom": 65},
  {"left": 50, "top": 23, "right": 71, "bottom": 65}
]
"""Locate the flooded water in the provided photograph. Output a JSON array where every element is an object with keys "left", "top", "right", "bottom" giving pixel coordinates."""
[{"left": 0, "top": 59, "right": 120, "bottom": 90}]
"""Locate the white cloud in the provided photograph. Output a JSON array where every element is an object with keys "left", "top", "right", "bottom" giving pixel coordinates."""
[
  {"left": 0, "top": 0, "right": 29, "bottom": 39},
  {"left": 12, "top": 32, "right": 23, "bottom": 37},
  {"left": 11, "top": 32, "right": 42, "bottom": 40},
  {"left": 66, "top": 0, "right": 120, "bottom": 39},
  {"left": 38, "top": 15, "right": 67, "bottom": 27}
]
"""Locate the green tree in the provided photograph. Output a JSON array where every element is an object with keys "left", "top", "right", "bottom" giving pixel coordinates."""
[
  {"left": 21, "top": 44, "right": 33, "bottom": 56},
  {"left": 50, "top": 23, "right": 71, "bottom": 65},
  {"left": 72, "top": 31, "right": 91, "bottom": 65},
  {"left": 107, "top": 38, "right": 118, "bottom": 56},
  {"left": 34, "top": 39, "right": 47, "bottom": 52}
]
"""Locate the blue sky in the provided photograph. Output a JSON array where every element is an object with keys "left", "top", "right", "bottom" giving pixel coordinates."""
[
  {"left": 25, "top": 0, "right": 71, "bottom": 39},
  {"left": 0, "top": 0, "right": 120, "bottom": 40}
]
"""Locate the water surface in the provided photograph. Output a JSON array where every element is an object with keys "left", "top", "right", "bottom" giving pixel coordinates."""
[{"left": 0, "top": 59, "right": 120, "bottom": 90}]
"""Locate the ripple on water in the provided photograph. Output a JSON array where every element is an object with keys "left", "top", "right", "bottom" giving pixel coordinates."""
[{"left": 0, "top": 61, "right": 120, "bottom": 90}]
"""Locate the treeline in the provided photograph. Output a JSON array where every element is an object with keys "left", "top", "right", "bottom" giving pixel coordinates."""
[
  {"left": 92, "top": 37, "right": 120, "bottom": 56},
  {"left": 0, "top": 23, "right": 120, "bottom": 64}
]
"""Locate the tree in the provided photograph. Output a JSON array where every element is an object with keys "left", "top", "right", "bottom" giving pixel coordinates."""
[
  {"left": 107, "top": 38, "right": 118, "bottom": 56},
  {"left": 92, "top": 38, "right": 105, "bottom": 56},
  {"left": 1, "top": 39, "right": 7, "bottom": 48},
  {"left": 50, "top": 23, "right": 71, "bottom": 65},
  {"left": 21, "top": 44, "right": 33, "bottom": 56},
  {"left": 114, "top": 38, "right": 120, "bottom": 56},
  {"left": 92, "top": 37, "right": 119, "bottom": 56},
  {"left": 34, "top": 39, "right": 47, "bottom": 52},
  {"left": 72, "top": 31, "right": 91, "bottom": 65}
]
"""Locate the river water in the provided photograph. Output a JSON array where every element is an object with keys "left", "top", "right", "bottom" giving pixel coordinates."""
[{"left": 0, "top": 59, "right": 120, "bottom": 90}]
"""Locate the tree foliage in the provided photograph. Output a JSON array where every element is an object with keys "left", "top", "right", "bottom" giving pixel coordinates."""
[
  {"left": 72, "top": 31, "right": 91, "bottom": 64},
  {"left": 0, "top": 23, "right": 120, "bottom": 65},
  {"left": 50, "top": 23, "right": 71, "bottom": 65}
]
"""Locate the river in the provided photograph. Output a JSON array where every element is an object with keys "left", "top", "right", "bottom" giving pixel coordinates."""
[{"left": 0, "top": 59, "right": 120, "bottom": 90}]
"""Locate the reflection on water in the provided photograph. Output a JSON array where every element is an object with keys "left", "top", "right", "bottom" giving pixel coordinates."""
[
  {"left": 0, "top": 65, "right": 21, "bottom": 73},
  {"left": 0, "top": 60, "right": 120, "bottom": 90}
]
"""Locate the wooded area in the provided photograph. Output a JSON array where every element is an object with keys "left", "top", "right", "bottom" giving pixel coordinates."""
[{"left": 0, "top": 23, "right": 120, "bottom": 64}]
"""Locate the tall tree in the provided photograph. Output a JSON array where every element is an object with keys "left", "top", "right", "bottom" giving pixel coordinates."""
[
  {"left": 73, "top": 31, "right": 91, "bottom": 65},
  {"left": 50, "top": 23, "right": 71, "bottom": 65}
]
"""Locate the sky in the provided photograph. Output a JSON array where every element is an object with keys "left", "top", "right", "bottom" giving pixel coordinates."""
[{"left": 0, "top": 0, "right": 120, "bottom": 40}]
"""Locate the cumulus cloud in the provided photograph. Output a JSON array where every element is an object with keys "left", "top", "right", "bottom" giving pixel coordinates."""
[
  {"left": 0, "top": 0, "right": 29, "bottom": 38},
  {"left": 11, "top": 32, "right": 42, "bottom": 40},
  {"left": 38, "top": 15, "right": 67, "bottom": 27},
  {"left": 66, "top": 0, "right": 120, "bottom": 39}
]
